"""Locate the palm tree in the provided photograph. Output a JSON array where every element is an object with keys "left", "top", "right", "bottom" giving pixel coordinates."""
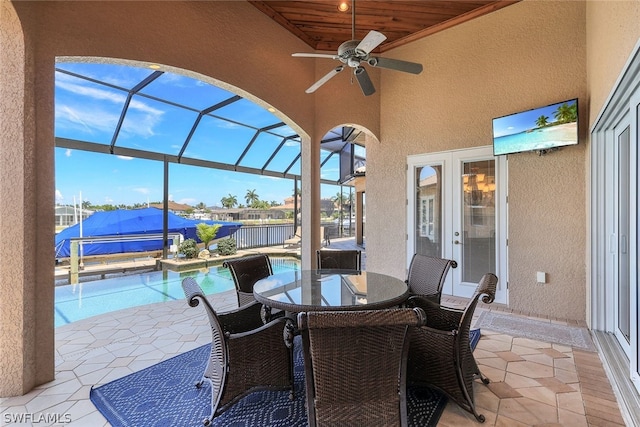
[
  {"left": 195, "top": 201, "right": 206, "bottom": 210},
  {"left": 220, "top": 194, "right": 237, "bottom": 209},
  {"left": 332, "top": 191, "right": 349, "bottom": 221},
  {"left": 535, "top": 115, "right": 549, "bottom": 128},
  {"left": 332, "top": 191, "right": 348, "bottom": 207},
  {"left": 245, "top": 189, "right": 259, "bottom": 207}
]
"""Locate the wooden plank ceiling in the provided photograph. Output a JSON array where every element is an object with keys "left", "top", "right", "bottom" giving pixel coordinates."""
[{"left": 248, "top": 0, "right": 519, "bottom": 53}]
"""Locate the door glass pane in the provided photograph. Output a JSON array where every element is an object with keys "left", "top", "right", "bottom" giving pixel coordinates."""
[
  {"left": 415, "top": 166, "right": 442, "bottom": 257},
  {"left": 461, "top": 160, "right": 496, "bottom": 282},
  {"left": 637, "top": 105, "right": 640, "bottom": 380},
  {"left": 618, "top": 127, "right": 631, "bottom": 343}
]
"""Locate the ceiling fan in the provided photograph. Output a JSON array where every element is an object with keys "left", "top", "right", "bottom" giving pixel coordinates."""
[{"left": 292, "top": 0, "right": 423, "bottom": 96}]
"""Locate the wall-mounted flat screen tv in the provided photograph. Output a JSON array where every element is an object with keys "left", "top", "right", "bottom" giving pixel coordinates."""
[{"left": 492, "top": 98, "right": 578, "bottom": 156}]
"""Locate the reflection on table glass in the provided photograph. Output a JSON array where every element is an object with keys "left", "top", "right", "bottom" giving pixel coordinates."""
[{"left": 253, "top": 270, "right": 409, "bottom": 312}]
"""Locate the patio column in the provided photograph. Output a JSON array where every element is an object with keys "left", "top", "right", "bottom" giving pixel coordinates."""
[
  {"left": 300, "top": 133, "right": 321, "bottom": 269},
  {"left": 0, "top": 1, "right": 55, "bottom": 397}
]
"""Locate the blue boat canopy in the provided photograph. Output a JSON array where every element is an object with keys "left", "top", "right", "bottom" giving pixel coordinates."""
[{"left": 55, "top": 207, "right": 241, "bottom": 258}]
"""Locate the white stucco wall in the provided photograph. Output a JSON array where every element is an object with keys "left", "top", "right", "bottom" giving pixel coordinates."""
[{"left": 368, "top": 0, "right": 588, "bottom": 320}]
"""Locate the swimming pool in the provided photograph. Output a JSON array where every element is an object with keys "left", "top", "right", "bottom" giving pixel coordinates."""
[{"left": 54, "top": 258, "right": 300, "bottom": 327}]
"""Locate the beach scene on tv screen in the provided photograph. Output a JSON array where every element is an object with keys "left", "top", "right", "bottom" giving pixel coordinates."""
[{"left": 493, "top": 99, "right": 578, "bottom": 155}]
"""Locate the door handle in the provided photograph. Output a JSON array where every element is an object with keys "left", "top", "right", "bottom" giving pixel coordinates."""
[{"left": 454, "top": 240, "right": 461, "bottom": 245}]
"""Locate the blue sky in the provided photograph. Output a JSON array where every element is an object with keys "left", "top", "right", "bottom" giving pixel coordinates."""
[
  {"left": 54, "top": 63, "right": 348, "bottom": 207},
  {"left": 492, "top": 98, "right": 577, "bottom": 138},
  {"left": 54, "top": 148, "right": 304, "bottom": 207}
]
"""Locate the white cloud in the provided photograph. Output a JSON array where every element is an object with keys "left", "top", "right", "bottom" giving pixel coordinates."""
[
  {"left": 55, "top": 190, "right": 63, "bottom": 201},
  {"left": 55, "top": 75, "right": 164, "bottom": 139},
  {"left": 56, "top": 78, "right": 127, "bottom": 104},
  {"left": 117, "top": 155, "right": 134, "bottom": 160},
  {"left": 65, "top": 149, "right": 72, "bottom": 157},
  {"left": 216, "top": 121, "right": 242, "bottom": 130},
  {"left": 128, "top": 98, "right": 164, "bottom": 116},
  {"left": 132, "top": 187, "right": 150, "bottom": 195},
  {"left": 56, "top": 103, "right": 119, "bottom": 134},
  {"left": 177, "top": 198, "right": 197, "bottom": 205}
]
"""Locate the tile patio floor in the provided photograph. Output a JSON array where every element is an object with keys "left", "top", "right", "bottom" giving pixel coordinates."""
[{"left": 0, "top": 239, "right": 627, "bottom": 426}]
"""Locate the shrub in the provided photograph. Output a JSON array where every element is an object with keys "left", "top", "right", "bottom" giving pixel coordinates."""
[
  {"left": 179, "top": 238, "right": 199, "bottom": 259},
  {"left": 216, "top": 238, "right": 237, "bottom": 256}
]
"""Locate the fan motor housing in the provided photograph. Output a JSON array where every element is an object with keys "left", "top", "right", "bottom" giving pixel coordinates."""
[{"left": 338, "top": 40, "right": 362, "bottom": 60}]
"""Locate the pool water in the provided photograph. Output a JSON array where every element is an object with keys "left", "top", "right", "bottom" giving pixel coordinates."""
[{"left": 55, "top": 258, "right": 300, "bottom": 327}]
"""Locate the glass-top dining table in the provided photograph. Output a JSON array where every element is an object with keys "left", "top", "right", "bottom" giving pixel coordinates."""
[{"left": 253, "top": 269, "right": 410, "bottom": 313}]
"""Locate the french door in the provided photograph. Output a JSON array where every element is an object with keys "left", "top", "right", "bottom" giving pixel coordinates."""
[
  {"left": 407, "top": 146, "right": 508, "bottom": 304},
  {"left": 614, "top": 121, "right": 632, "bottom": 356},
  {"left": 592, "top": 70, "right": 640, "bottom": 395},
  {"left": 611, "top": 93, "right": 640, "bottom": 388}
]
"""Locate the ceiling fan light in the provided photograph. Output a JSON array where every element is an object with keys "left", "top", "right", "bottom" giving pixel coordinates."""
[{"left": 337, "top": 2, "right": 350, "bottom": 12}]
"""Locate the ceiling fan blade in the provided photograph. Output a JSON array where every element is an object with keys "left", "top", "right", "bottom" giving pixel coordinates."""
[
  {"left": 368, "top": 56, "right": 423, "bottom": 74},
  {"left": 355, "top": 30, "right": 387, "bottom": 55},
  {"left": 293, "top": 53, "right": 339, "bottom": 60},
  {"left": 354, "top": 66, "right": 375, "bottom": 96},
  {"left": 306, "top": 66, "right": 344, "bottom": 93}
]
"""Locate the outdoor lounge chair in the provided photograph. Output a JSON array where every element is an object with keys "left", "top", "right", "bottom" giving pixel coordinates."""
[
  {"left": 406, "top": 254, "right": 457, "bottom": 304},
  {"left": 223, "top": 254, "right": 282, "bottom": 322},
  {"left": 284, "top": 229, "right": 302, "bottom": 248},
  {"left": 316, "top": 249, "right": 362, "bottom": 271},
  {"left": 297, "top": 308, "right": 426, "bottom": 427},
  {"left": 182, "top": 277, "right": 295, "bottom": 426},
  {"left": 406, "top": 273, "right": 498, "bottom": 423}
]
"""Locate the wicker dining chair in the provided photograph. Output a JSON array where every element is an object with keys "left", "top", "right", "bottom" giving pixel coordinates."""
[
  {"left": 406, "top": 273, "right": 498, "bottom": 423},
  {"left": 297, "top": 308, "right": 426, "bottom": 427},
  {"left": 223, "top": 254, "right": 283, "bottom": 322},
  {"left": 406, "top": 253, "right": 457, "bottom": 304},
  {"left": 316, "top": 249, "right": 362, "bottom": 271},
  {"left": 182, "top": 277, "right": 295, "bottom": 426}
]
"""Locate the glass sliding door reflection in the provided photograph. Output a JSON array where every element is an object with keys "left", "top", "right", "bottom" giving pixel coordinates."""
[
  {"left": 415, "top": 165, "right": 442, "bottom": 258},
  {"left": 460, "top": 160, "right": 496, "bottom": 283}
]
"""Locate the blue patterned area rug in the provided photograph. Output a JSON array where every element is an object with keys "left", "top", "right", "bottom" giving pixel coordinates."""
[{"left": 90, "top": 329, "right": 481, "bottom": 427}]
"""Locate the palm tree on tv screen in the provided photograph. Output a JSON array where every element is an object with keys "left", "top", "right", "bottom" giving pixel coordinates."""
[
  {"left": 535, "top": 115, "right": 549, "bottom": 128},
  {"left": 554, "top": 102, "right": 577, "bottom": 123}
]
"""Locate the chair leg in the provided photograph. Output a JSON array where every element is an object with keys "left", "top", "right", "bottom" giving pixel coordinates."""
[
  {"left": 455, "top": 361, "right": 486, "bottom": 423},
  {"left": 196, "top": 377, "right": 215, "bottom": 426},
  {"left": 470, "top": 354, "right": 491, "bottom": 384},
  {"left": 459, "top": 381, "right": 486, "bottom": 423},
  {"left": 284, "top": 321, "right": 296, "bottom": 400},
  {"left": 478, "top": 372, "right": 491, "bottom": 385}
]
